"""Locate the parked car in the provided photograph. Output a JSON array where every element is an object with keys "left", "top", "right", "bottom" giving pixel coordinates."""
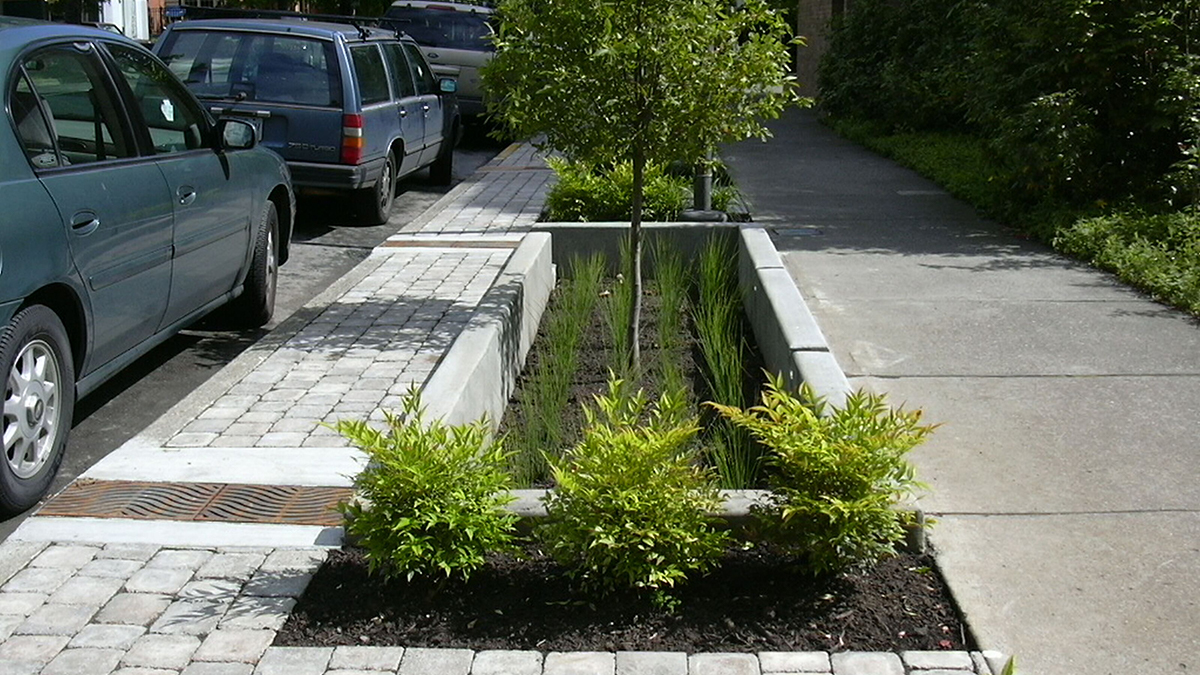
[
  {"left": 0, "top": 17, "right": 294, "bottom": 514},
  {"left": 154, "top": 18, "right": 462, "bottom": 224},
  {"left": 382, "top": 1, "right": 494, "bottom": 119}
]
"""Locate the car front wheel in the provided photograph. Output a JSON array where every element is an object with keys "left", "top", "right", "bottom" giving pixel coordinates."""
[{"left": 0, "top": 305, "right": 74, "bottom": 516}]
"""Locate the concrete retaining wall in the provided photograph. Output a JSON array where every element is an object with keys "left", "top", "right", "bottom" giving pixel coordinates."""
[{"left": 422, "top": 232, "right": 555, "bottom": 427}]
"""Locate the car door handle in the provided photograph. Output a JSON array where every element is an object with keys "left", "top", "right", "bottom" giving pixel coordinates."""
[
  {"left": 177, "top": 187, "right": 197, "bottom": 206},
  {"left": 422, "top": 104, "right": 430, "bottom": 114},
  {"left": 399, "top": 108, "right": 407, "bottom": 118},
  {"left": 70, "top": 211, "right": 100, "bottom": 234}
]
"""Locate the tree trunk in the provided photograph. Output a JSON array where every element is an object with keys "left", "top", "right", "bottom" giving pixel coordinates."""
[{"left": 628, "top": 143, "right": 645, "bottom": 377}]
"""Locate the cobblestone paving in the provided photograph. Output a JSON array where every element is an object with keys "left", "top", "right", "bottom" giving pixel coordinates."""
[
  {"left": 166, "top": 248, "right": 509, "bottom": 450},
  {"left": 400, "top": 143, "right": 550, "bottom": 235}
]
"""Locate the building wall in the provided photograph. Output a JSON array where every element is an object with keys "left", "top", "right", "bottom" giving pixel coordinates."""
[{"left": 795, "top": 0, "right": 851, "bottom": 100}]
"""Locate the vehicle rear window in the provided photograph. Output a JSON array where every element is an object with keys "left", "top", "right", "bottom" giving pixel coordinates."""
[
  {"left": 382, "top": 7, "right": 494, "bottom": 51},
  {"left": 158, "top": 30, "right": 342, "bottom": 107}
]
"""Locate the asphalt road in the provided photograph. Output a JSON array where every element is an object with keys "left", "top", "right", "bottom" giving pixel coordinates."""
[{"left": 0, "top": 132, "right": 506, "bottom": 542}]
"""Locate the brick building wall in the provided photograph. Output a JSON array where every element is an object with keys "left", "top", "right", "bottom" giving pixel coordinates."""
[{"left": 794, "top": 0, "right": 852, "bottom": 99}]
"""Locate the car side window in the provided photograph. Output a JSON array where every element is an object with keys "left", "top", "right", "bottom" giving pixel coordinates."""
[
  {"left": 350, "top": 44, "right": 390, "bottom": 106},
  {"left": 402, "top": 42, "right": 437, "bottom": 96},
  {"left": 18, "top": 44, "right": 134, "bottom": 166},
  {"left": 107, "top": 43, "right": 208, "bottom": 154},
  {"left": 383, "top": 42, "right": 416, "bottom": 100},
  {"left": 10, "top": 72, "right": 60, "bottom": 169}
]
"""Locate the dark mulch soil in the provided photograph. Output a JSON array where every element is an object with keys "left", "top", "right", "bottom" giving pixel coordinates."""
[
  {"left": 275, "top": 277, "right": 970, "bottom": 654},
  {"left": 276, "top": 544, "right": 968, "bottom": 652}
]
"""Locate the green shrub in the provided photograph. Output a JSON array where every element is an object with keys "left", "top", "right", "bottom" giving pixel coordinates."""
[
  {"left": 1055, "top": 209, "right": 1200, "bottom": 314},
  {"left": 710, "top": 376, "right": 935, "bottom": 575},
  {"left": 336, "top": 391, "right": 518, "bottom": 581},
  {"left": 541, "top": 378, "right": 728, "bottom": 606},
  {"left": 545, "top": 157, "right": 689, "bottom": 222},
  {"left": 822, "top": 0, "right": 1200, "bottom": 210}
]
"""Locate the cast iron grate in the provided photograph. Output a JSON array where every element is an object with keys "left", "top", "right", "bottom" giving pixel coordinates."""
[{"left": 39, "top": 480, "right": 350, "bottom": 526}]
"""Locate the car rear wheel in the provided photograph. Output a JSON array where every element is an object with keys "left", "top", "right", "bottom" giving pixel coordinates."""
[
  {"left": 0, "top": 305, "right": 74, "bottom": 516},
  {"left": 359, "top": 151, "right": 396, "bottom": 225},
  {"left": 226, "top": 200, "right": 279, "bottom": 328}
]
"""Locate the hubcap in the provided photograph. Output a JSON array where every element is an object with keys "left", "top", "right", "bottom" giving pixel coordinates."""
[
  {"left": 3, "top": 339, "right": 62, "bottom": 479},
  {"left": 266, "top": 224, "right": 277, "bottom": 303}
]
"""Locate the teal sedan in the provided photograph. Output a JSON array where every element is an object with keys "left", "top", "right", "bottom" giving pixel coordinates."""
[{"left": 0, "top": 18, "right": 295, "bottom": 515}]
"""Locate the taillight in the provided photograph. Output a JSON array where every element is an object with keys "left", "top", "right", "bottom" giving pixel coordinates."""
[{"left": 340, "top": 114, "right": 364, "bottom": 165}]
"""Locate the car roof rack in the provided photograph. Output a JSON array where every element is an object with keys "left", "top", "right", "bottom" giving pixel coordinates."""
[{"left": 175, "top": 5, "right": 407, "bottom": 40}]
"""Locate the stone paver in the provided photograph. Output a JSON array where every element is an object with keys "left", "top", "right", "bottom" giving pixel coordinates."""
[
  {"left": 472, "top": 650, "right": 543, "bottom": 675},
  {"left": 689, "top": 654, "right": 759, "bottom": 675},
  {"left": 125, "top": 568, "right": 194, "bottom": 595},
  {"left": 545, "top": 651, "right": 615, "bottom": 675},
  {"left": 615, "top": 652, "right": 688, "bottom": 675},
  {"left": 68, "top": 624, "right": 146, "bottom": 650},
  {"left": 758, "top": 652, "right": 831, "bottom": 673},
  {"left": 194, "top": 629, "right": 275, "bottom": 663},
  {"left": 182, "top": 662, "right": 256, "bottom": 675},
  {"left": 0, "top": 591, "right": 46, "bottom": 616},
  {"left": 902, "top": 650, "right": 975, "bottom": 671},
  {"left": 121, "top": 634, "right": 202, "bottom": 670},
  {"left": 14, "top": 603, "right": 96, "bottom": 635},
  {"left": 328, "top": 646, "right": 405, "bottom": 671},
  {"left": 0, "top": 634, "right": 70, "bottom": 665},
  {"left": 256, "top": 647, "right": 334, "bottom": 675},
  {"left": 829, "top": 652, "right": 903, "bottom": 675},
  {"left": 42, "top": 646, "right": 123, "bottom": 675},
  {"left": 95, "top": 593, "right": 173, "bottom": 627},
  {"left": 48, "top": 575, "right": 125, "bottom": 606},
  {"left": 398, "top": 648, "right": 474, "bottom": 675}
]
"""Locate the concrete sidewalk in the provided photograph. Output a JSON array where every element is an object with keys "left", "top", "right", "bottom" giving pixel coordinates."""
[{"left": 723, "top": 109, "right": 1200, "bottom": 675}]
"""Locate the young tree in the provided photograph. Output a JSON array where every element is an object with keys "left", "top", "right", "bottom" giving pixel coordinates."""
[{"left": 484, "top": 0, "right": 798, "bottom": 373}]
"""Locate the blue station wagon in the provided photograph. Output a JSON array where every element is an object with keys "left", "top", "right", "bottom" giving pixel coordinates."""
[
  {"left": 0, "top": 17, "right": 295, "bottom": 514},
  {"left": 154, "top": 18, "right": 462, "bottom": 224}
]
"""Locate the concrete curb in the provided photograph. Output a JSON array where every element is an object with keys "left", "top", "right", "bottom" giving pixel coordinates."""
[{"left": 738, "top": 226, "right": 851, "bottom": 408}]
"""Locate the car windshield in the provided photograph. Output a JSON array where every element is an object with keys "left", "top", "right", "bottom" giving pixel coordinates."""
[
  {"left": 157, "top": 30, "right": 342, "bottom": 106},
  {"left": 382, "top": 7, "right": 494, "bottom": 51}
]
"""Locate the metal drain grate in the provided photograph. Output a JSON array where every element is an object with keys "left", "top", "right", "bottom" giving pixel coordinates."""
[{"left": 40, "top": 480, "right": 351, "bottom": 526}]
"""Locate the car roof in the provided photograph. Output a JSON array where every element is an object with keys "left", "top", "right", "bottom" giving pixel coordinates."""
[
  {"left": 0, "top": 18, "right": 144, "bottom": 66},
  {"left": 165, "top": 18, "right": 406, "bottom": 42},
  {"left": 387, "top": 1, "right": 494, "bottom": 15}
]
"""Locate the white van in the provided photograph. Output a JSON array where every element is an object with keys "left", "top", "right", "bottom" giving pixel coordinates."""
[{"left": 383, "top": 1, "right": 494, "bottom": 119}]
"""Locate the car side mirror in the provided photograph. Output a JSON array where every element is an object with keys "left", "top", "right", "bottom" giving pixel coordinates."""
[
  {"left": 216, "top": 118, "right": 257, "bottom": 151},
  {"left": 439, "top": 78, "right": 458, "bottom": 94}
]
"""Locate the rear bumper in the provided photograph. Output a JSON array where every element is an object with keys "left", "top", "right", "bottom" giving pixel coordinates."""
[{"left": 287, "top": 157, "right": 387, "bottom": 191}]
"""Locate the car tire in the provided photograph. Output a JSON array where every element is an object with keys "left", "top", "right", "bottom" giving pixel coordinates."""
[
  {"left": 226, "top": 200, "right": 279, "bottom": 328},
  {"left": 429, "top": 131, "right": 455, "bottom": 186},
  {"left": 359, "top": 151, "right": 396, "bottom": 225},
  {"left": 0, "top": 305, "right": 74, "bottom": 517}
]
